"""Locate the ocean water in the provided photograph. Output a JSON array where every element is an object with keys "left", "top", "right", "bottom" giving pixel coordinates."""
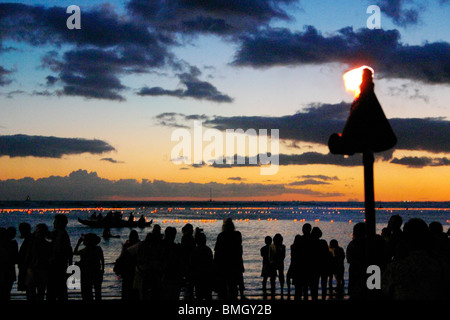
[{"left": 1, "top": 201, "right": 449, "bottom": 300}]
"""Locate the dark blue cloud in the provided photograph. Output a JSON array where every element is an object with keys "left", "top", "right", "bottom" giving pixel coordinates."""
[
  {"left": 127, "top": 0, "right": 298, "bottom": 36},
  {"left": 371, "top": 0, "right": 450, "bottom": 27},
  {"left": 390, "top": 156, "right": 450, "bottom": 167},
  {"left": 0, "top": 3, "right": 175, "bottom": 101},
  {"left": 289, "top": 179, "right": 330, "bottom": 186},
  {"left": 375, "top": 0, "right": 420, "bottom": 27},
  {"left": 42, "top": 44, "right": 173, "bottom": 100},
  {"left": 300, "top": 175, "right": 339, "bottom": 181},
  {"left": 278, "top": 152, "right": 362, "bottom": 166},
  {"left": 0, "top": 3, "right": 174, "bottom": 48},
  {"left": 138, "top": 66, "right": 233, "bottom": 102},
  {"left": 233, "top": 26, "right": 450, "bottom": 84},
  {"left": 0, "top": 66, "right": 12, "bottom": 86},
  {"left": 0, "top": 135, "right": 115, "bottom": 158},
  {"left": 100, "top": 157, "right": 124, "bottom": 164}
]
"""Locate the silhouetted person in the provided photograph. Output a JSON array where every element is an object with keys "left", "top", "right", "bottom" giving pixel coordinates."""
[
  {"left": 0, "top": 228, "right": 8, "bottom": 300},
  {"left": 214, "top": 218, "right": 244, "bottom": 300},
  {"left": 129, "top": 225, "right": 163, "bottom": 300},
  {"left": 0, "top": 228, "right": 12, "bottom": 300},
  {"left": 286, "top": 235, "right": 302, "bottom": 300},
  {"left": 346, "top": 222, "right": 367, "bottom": 300},
  {"left": 137, "top": 215, "right": 146, "bottom": 226},
  {"left": 114, "top": 230, "right": 140, "bottom": 300},
  {"left": 181, "top": 223, "right": 195, "bottom": 300},
  {"left": 161, "top": 226, "right": 182, "bottom": 300},
  {"left": 386, "top": 214, "right": 405, "bottom": 261},
  {"left": 429, "top": 221, "right": 450, "bottom": 264},
  {"left": 103, "top": 227, "right": 119, "bottom": 239},
  {"left": 297, "top": 223, "right": 314, "bottom": 300},
  {"left": 112, "top": 211, "right": 122, "bottom": 224},
  {"left": 270, "top": 233, "right": 285, "bottom": 299},
  {"left": 74, "top": 233, "right": 104, "bottom": 300},
  {"left": 125, "top": 230, "right": 140, "bottom": 250},
  {"left": 25, "top": 224, "right": 52, "bottom": 300},
  {"left": 238, "top": 268, "right": 246, "bottom": 300},
  {"left": 329, "top": 239, "right": 345, "bottom": 298},
  {"left": 105, "top": 211, "right": 114, "bottom": 225},
  {"left": 129, "top": 212, "right": 135, "bottom": 222},
  {"left": 312, "top": 227, "right": 332, "bottom": 300},
  {"left": 382, "top": 218, "right": 450, "bottom": 300},
  {"left": 17, "top": 222, "right": 33, "bottom": 299},
  {"left": 0, "top": 227, "right": 18, "bottom": 300},
  {"left": 47, "top": 214, "right": 72, "bottom": 300},
  {"left": 373, "top": 232, "right": 387, "bottom": 274},
  {"left": 151, "top": 224, "right": 162, "bottom": 240},
  {"left": 260, "top": 236, "right": 273, "bottom": 299},
  {"left": 189, "top": 231, "right": 215, "bottom": 300}
]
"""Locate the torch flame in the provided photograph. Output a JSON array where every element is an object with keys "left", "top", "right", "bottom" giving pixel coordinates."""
[{"left": 343, "top": 66, "right": 374, "bottom": 98}]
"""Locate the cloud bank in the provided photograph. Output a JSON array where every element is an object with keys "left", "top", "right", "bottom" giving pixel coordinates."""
[{"left": 0, "top": 169, "right": 342, "bottom": 200}]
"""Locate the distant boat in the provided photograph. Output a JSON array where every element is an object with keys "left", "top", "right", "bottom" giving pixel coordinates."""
[
  {"left": 23, "top": 194, "right": 39, "bottom": 208},
  {"left": 78, "top": 217, "right": 153, "bottom": 228}
]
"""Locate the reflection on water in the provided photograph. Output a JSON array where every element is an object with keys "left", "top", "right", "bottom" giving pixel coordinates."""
[{"left": 1, "top": 203, "right": 448, "bottom": 300}]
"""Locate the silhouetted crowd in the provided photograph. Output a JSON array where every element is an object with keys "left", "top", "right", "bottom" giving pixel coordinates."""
[
  {"left": 1, "top": 214, "right": 449, "bottom": 301},
  {"left": 114, "top": 217, "right": 244, "bottom": 300},
  {"left": 0, "top": 214, "right": 73, "bottom": 300}
]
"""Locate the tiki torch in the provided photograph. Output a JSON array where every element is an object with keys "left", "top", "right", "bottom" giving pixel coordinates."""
[{"left": 328, "top": 66, "right": 396, "bottom": 264}]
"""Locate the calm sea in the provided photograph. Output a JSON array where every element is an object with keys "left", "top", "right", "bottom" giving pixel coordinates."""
[{"left": 1, "top": 201, "right": 449, "bottom": 300}]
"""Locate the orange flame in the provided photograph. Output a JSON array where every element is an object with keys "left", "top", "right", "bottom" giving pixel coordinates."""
[{"left": 343, "top": 65, "right": 374, "bottom": 98}]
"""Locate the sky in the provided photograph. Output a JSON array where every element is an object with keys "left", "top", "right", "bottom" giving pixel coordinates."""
[{"left": 0, "top": 0, "right": 449, "bottom": 201}]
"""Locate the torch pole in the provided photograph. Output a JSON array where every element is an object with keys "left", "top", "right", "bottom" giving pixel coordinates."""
[{"left": 363, "top": 150, "right": 376, "bottom": 265}]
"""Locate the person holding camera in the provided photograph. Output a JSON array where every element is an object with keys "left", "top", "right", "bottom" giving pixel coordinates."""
[{"left": 74, "top": 233, "right": 104, "bottom": 300}]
